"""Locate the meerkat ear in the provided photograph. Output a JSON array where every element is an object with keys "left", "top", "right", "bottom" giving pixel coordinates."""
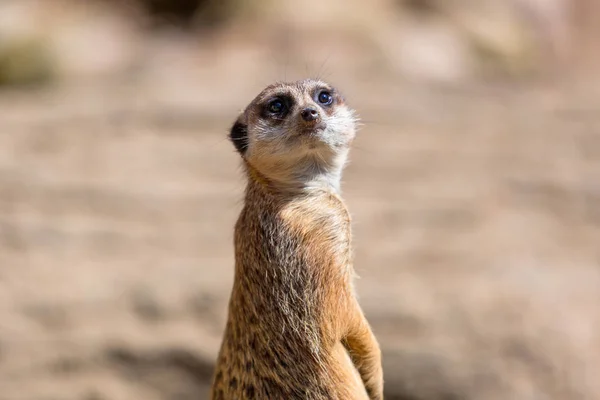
[{"left": 229, "top": 119, "right": 249, "bottom": 155}]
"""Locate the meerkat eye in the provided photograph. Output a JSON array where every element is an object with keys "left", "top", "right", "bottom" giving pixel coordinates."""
[
  {"left": 317, "top": 91, "right": 333, "bottom": 106},
  {"left": 267, "top": 99, "right": 285, "bottom": 114}
]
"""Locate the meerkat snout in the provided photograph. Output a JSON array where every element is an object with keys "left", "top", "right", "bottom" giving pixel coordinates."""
[{"left": 300, "top": 107, "right": 320, "bottom": 122}]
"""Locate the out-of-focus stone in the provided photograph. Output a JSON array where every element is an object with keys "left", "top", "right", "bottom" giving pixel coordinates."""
[
  {"left": 0, "top": 37, "right": 54, "bottom": 86},
  {"left": 0, "top": 0, "right": 141, "bottom": 86}
]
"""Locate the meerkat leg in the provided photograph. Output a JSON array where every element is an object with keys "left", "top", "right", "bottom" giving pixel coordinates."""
[{"left": 343, "top": 303, "right": 384, "bottom": 400}]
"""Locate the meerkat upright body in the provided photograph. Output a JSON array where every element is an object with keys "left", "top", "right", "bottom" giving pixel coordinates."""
[{"left": 211, "top": 79, "right": 383, "bottom": 400}]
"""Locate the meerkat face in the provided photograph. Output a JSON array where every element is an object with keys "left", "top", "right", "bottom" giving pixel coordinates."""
[{"left": 229, "top": 79, "right": 357, "bottom": 185}]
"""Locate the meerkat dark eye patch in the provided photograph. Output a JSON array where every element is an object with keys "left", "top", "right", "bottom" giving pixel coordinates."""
[
  {"left": 268, "top": 99, "right": 285, "bottom": 114},
  {"left": 261, "top": 95, "right": 294, "bottom": 120},
  {"left": 229, "top": 121, "right": 249, "bottom": 155}
]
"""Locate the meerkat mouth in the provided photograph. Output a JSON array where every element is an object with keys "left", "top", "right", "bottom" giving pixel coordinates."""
[{"left": 301, "top": 122, "right": 327, "bottom": 135}]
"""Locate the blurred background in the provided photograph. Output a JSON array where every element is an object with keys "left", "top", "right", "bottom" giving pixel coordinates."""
[{"left": 1, "top": 0, "right": 599, "bottom": 399}]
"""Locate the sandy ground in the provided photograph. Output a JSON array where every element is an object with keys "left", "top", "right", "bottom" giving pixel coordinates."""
[{"left": 1, "top": 35, "right": 600, "bottom": 399}]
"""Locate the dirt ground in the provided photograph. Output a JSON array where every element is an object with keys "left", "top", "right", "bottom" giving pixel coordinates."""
[{"left": 1, "top": 21, "right": 600, "bottom": 400}]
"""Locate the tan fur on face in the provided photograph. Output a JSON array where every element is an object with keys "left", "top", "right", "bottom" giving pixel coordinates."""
[
  {"left": 211, "top": 79, "right": 383, "bottom": 400},
  {"left": 237, "top": 79, "right": 358, "bottom": 193}
]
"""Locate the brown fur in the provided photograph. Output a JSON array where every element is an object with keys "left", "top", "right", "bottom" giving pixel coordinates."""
[{"left": 211, "top": 80, "right": 383, "bottom": 399}]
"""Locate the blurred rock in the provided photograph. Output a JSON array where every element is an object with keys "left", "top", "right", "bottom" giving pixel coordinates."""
[
  {"left": 0, "top": 37, "right": 54, "bottom": 86},
  {"left": 0, "top": 0, "right": 141, "bottom": 86},
  {"left": 0, "top": 1, "right": 55, "bottom": 86}
]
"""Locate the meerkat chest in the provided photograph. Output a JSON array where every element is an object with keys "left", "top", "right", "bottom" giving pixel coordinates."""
[{"left": 277, "top": 195, "right": 352, "bottom": 268}]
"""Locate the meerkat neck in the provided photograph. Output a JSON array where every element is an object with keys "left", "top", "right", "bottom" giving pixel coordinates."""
[{"left": 245, "top": 153, "right": 348, "bottom": 195}]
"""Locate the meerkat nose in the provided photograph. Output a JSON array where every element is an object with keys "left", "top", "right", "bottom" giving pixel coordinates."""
[{"left": 301, "top": 107, "right": 320, "bottom": 122}]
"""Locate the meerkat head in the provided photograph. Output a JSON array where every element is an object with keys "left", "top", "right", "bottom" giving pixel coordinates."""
[{"left": 229, "top": 79, "right": 357, "bottom": 192}]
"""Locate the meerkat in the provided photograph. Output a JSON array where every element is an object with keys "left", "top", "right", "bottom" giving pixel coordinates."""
[{"left": 210, "top": 79, "right": 383, "bottom": 400}]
